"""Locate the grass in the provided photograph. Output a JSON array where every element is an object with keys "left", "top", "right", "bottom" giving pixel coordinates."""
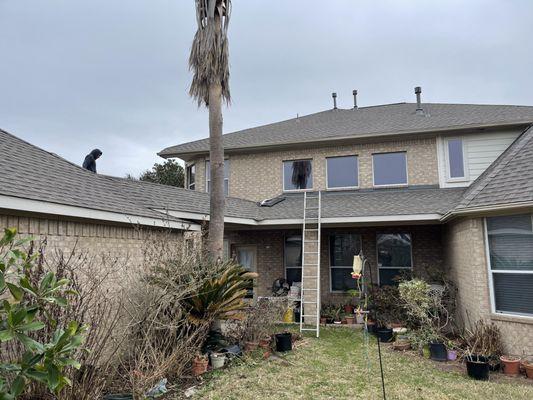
[{"left": 191, "top": 326, "right": 533, "bottom": 400}]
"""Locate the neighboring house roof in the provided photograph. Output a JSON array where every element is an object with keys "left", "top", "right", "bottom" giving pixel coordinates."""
[
  {"left": 452, "top": 125, "right": 533, "bottom": 213},
  {"left": 0, "top": 129, "right": 197, "bottom": 230},
  {"left": 159, "top": 103, "right": 533, "bottom": 158}
]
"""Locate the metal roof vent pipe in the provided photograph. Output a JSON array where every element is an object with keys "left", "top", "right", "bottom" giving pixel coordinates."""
[
  {"left": 415, "top": 86, "right": 424, "bottom": 115},
  {"left": 353, "top": 90, "right": 358, "bottom": 109},
  {"left": 332, "top": 92, "right": 338, "bottom": 109}
]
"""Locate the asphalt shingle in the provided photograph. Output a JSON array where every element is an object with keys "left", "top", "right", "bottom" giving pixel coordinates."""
[{"left": 160, "top": 103, "right": 533, "bottom": 157}]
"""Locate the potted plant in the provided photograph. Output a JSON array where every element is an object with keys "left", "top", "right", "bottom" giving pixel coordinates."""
[
  {"left": 345, "top": 314, "right": 355, "bottom": 324},
  {"left": 275, "top": 331, "right": 292, "bottom": 352},
  {"left": 522, "top": 357, "right": 533, "bottom": 379},
  {"left": 465, "top": 351, "right": 490, "bottom": 381},
  {"left": 446, "top": 340, "right": 458, "bottom": 361},
  {"left": 500, "top": 355, "right": 521, "bottom": 375},
  {"left": 259, "top": 336, "right": 272, "bottom": 350},
  {"left": 333, "top": 306, "right": 343, "bottom": 324},
  {"left": 210, "top": 352, "right": 226, "bottom": 370},
  {"left": 192, "top": 354, "right": 209, "bottom": 376},
  {"left": 461, "top": 320, "right": 503, "bottom": 374},
  {"left": 343, "top": 302, "right": 354, "bottom": 314}
]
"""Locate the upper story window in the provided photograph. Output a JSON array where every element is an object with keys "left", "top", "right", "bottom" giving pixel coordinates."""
[
  {"left": 326, "top": 155, "right": 359, "bottom": 189},
  {"left": 330, "top": 233, "right": 361, "bottom": 292},
  {"left": 486, "top": 214, "right": 533, "bottom": 317},
  {"left": 186, "top": 164, "right": 196, "bottom": 190},
  {"left": 445, "top": 138, "right": 467, "bottom": 181},
  {"left": 283, "top": 159, "right": 313, "bottom": 191},
  {"left": 377, "top": 233, "right": 412, "bottom": 286},
  {"left": 205, "top": 160, "right": 229, "bottom": 196},
  {"left": 372, "top": 152, "right": 408, "bottom": 187}
]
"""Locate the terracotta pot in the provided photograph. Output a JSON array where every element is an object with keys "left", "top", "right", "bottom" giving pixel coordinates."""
[
  {"left": 500, "top": 356, "right": 521, "bottom": 375},
  {"left": 259, "top": 338, "right": 271, "bottom": 349},
  {"left": 345, "top": 316, "right": 355, "bottom": 325},
  {"left": 524, "top": 363, "right": 533, "bottom": 379},
  {"left": 244, "top": 341, "right": 259, "bottom": 352},
  {"left": 393, "top": 340, "right": 411, "bottom": 351},
  {"left": 344, "top": 305, "right": 354, "bottom": 314},
  {"left": 192, "top": 357, "right": 208, "bottom": 377},
  {"left": 341, "top": 319, "right": 348, "bottom": 325},
  {"left": 320, "top": 317, "right": 327, "bottom": 325}
]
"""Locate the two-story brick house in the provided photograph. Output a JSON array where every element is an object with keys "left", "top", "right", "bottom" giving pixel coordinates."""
[{"left": 159, "top": 92, "right": 533, "bottom": 353}]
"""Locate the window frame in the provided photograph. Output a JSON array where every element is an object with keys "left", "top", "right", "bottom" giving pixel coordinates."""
[
  {"left": 372, "top": 151, "right": 409, "bottom": 187},
  {"left": 186, "top": 163, "right": 196, "bottom": 190},
  {"left": 205, "top": 159, "right": 230, "bottom": 196},
  {"left": 484, "top": 215, "right": 533, "bottom": 319},
  {"left": 325, "top": 155, "right": 360, "bottom": 190},
  {"left": 282, "top": 159, "right": 314, "bottom": 192},
  {"left": 328, "top": 233, "right": 362, "bottom": 293},
  {"left": 444, "top": 137, "right": 469, "bottom": 182},
  {"left": 376, "top": 232, "right": 413, "bottom": 286},
  {"left": 284, "top": 234, "right": 303, "bottom": 284}
]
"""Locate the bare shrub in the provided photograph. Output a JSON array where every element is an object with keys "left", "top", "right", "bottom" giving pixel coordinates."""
[{"left": 239, "top": 298, "right": 287, "bottom": 343}]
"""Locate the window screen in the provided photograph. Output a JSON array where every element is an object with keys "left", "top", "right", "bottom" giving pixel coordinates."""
[
  {"left": 186, "top": 164, "right": 196, "bottom": 190},
  {"left": 330, "top": 234, "right": 361, "bottom": 291},
  {"left": 205, "top": 160, "right": 229, "bottom": 196},
  {"left": 327, "top": 156, "right": 358, "bottom": 188},
  {"left": 373, "top": 152, "right": 407, "bottom": 186},
  {"left": 447, "top": 139, "right": 465, "bottom": 179},
  {"left": 283, "top": 160, "right": 313, "bottom": 190},
  {"left": 285, "top": 235, "right": 302, "bottom": 285},
  {"left": 377, "top": 233, "right": 412, "bottom": 286}
]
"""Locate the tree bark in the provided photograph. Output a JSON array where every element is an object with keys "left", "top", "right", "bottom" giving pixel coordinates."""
[{"left": 207, "top": 82, "right": 225, "bottom": 261}]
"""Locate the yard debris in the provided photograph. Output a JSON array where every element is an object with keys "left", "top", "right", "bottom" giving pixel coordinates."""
[
  {"left": 144, "top": 378, "right": 168, "bottom": 398},
  {"left": 184, "top": 386, "right": 198, "bottom": 398}
]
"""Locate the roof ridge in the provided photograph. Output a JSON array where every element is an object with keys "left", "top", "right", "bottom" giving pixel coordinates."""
[{"left": 457, "top": 124, "right": 533, "bottom": 209}]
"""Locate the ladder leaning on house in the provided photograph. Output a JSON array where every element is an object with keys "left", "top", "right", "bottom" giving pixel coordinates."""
[{"left": 299, "top": 191, "right": 322, "bottom": 338}]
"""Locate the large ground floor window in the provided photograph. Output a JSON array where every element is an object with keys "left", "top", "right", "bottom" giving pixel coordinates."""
[
  {"left": 377, "top": 233, "right": 412, "bottom": 286},
  {"left": 284, "top": 235, "right": 302, "bottom": 285},
  {"left": 486, "top": 214, "right": 533, "bottom": 317},
  {"left": 330, "top": 233, "right": 361, "bottom": 292}
]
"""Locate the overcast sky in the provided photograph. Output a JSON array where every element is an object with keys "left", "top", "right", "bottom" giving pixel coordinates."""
[{"left": 1, "top": 0, "right": 533, "bottom": 177}]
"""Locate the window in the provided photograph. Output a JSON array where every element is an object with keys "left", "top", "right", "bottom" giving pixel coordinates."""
[
  {"left": 372, "top": 152, "right": 408, "bottom": 186},
  {"left": 283, "top": 159, "right": 313, "bottom": 191},
  {"left": 330, "top": 234, "right": 362, "bottom": 291},
  {"left": 377, "top": 233, "right": 412, "bottom": 286},
  {"left": 285, "top": 235, "right": 302, "bottom": 285},
  {"left": 186, "top": 164, "right": 196, "bottom": 190},
  {"left": 445, "top": 138, "right": 467, "bottom": 180},
  {"left": 205, "top": 160, "right": 229, "bottom": 196},
  {"left": 486, "top": 215, "right": 533, "bottom": 317},
  {"left": 327, "top": 156, "right": 359, "bottom": 189}
]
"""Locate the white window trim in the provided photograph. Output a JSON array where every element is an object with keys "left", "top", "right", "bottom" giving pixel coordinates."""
[
  {"left": 186, "top": 163, "right": 196, "bottom": 190},
  {"left": 282, "top": 159, "right": 314, "bottom": 192},
  {"left": 444, "top": 137, "right": 469, "bottom": 183},
  {"left": 484, "top": 216, "right": 533, "bottom": 319},
  {"left": 329, "top": 233, "right": 362, "bottom": 293},
  {"left": 376, "top": 232, "right": 413, "bottom": 286},
  {"left": 372, "top": 152, "right": 409, "bottom": 188},
  {"left": 205, "top": 159, "right": 230, "bottom": 195},
  {"left": 325, "top": 155, "right": 360, "bottom": 190},
  {"left": 284, "top": 234, "right": 303, "bottom": 283}
]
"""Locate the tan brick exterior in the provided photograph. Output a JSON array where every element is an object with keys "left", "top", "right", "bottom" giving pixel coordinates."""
[
  {"left": 0, "top": 212, "right": 183, "bottom": 272},
  {"left": 444, "top": 217, "right": 533, "bottom": 355},
  {"left": 189, "top": 137, "right": 439, "bottom": 201},
  {"left": 225, "top": 224, "right": 445, "bottom": 304}
]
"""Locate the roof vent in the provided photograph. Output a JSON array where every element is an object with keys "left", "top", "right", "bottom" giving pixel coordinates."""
[
  {"left": 415, "top": 86, "right": 424, "bottom": 115},
  {"left": 352, "top": 89, "right": 358, "bottom": 109},
  {"left": 332, "top": 92, "right": 338, "bottom": 109},
  {"left": 259, "top": 196, "right": 285, "bottom": 207}
]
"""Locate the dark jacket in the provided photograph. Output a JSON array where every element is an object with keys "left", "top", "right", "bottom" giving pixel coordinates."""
[{"left": 82, "top": 149, "right": 102, "bottom": 173}]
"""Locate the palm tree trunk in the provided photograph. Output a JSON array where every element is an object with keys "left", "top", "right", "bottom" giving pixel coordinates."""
[{"left": 207, "top": 82, "right": 225, "bottom": 260}]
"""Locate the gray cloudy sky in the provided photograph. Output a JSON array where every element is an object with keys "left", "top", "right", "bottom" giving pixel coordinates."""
[{"left": 1, "top": 0, "right": 533, "bottom": 177}]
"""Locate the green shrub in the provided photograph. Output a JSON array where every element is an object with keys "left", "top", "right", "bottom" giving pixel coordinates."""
[{"left": 0, "top": 228, "right": 85, "bottom": 399}]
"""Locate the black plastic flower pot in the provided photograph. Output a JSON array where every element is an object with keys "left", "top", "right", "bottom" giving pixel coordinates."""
[
  {"left": 275, "top": 332, "right": 292, "bottom": 352},
  {"left": 103, "top": 395, "right": 133, "bottom": 400},
  {"left": 429, "top": 342, "right": 447, "bottom": 362},
  {"left": 377, "top": 328, "right": 393, "bottom": 343},
  {"left": 466, "top": 355, "right": 490, "bottom": 381}
]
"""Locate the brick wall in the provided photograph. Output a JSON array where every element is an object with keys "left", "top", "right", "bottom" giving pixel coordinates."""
[
  {"left": 189, "top": 137, "right": 439, "bottom": 201},
  {"left": 0, "top": 212, "right": 183, "bottom": 274},
  {"left": 444, "top": 217, "right": 533, "bottom": 355},
  {"left": 226, "top": 224, "right": 445, "bottom": 305}
]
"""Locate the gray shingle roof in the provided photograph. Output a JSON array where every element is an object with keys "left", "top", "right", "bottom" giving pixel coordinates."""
[
  {"left": 257, "top": 187, "right": 466, "bottom": 221},
  {"left": 160, "top": 103, "right": 533, "bottom": 157},
  {"left": 454, "top": 126, "right": 533, "bottom": 211}
]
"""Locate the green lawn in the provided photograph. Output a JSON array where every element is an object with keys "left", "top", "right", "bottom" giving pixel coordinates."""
[{"left": 192, "top": 326, "right": 533, "bottom": 400}]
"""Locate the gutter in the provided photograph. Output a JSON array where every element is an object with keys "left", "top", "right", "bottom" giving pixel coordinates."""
[
  {"left": 0, "top": 195, "right": 200, "bottom": 231},
  {"left": 441, "top": 201, "right": 533, "bottom": 222}
]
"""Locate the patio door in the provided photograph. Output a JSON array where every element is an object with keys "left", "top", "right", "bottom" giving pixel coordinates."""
[{"left": 235, "top": 245, "right": 257, "bottom": 298}]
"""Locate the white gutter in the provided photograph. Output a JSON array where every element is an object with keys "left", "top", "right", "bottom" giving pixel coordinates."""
[
  {"left": 441, "top": 201, "right": 533, "bottom": 222},
  {"left": 161, "top": 209, "right": 442, "bottom": 226},
  {"left": 0, "top": 195, "right": 200, "bottom": 231}
]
